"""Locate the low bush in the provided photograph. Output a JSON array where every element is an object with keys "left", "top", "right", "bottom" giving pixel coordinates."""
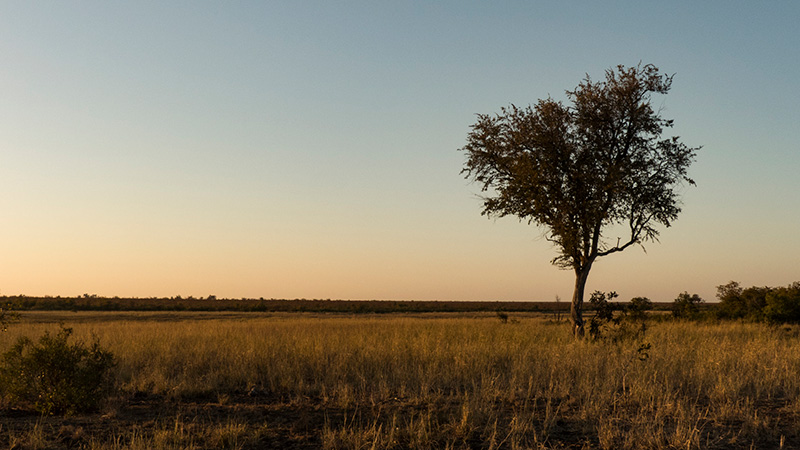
[
  {"left": 0, "top": 302, "right": 18, "bottom": 332},
  {"left": 672, "top": 292, "right": 703, "bottom": 319},
  {"left": 715, "top": 281, "right": 800, "bottom": 324},
  {"left": 0, "top": 326, "right": 115, "bottom": 415},
  {"left": 626, "top": 296, "right": 652, "bottom": 321},
  {"left": 715, "top": 281, "right": 769, "bottom": 320},
  {"left": 588, "top": 290, "right": 619, "bottom": 341},
  {"left": 587, "top": 291, "right": 648, "bottom": 350},
  {"left": 763, "top": 283, "right": 800, "bottom": 324}
]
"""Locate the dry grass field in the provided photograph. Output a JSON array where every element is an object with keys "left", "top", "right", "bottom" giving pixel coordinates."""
[{"left": 2, "top": 311, "right": 800, "bottom": 449}]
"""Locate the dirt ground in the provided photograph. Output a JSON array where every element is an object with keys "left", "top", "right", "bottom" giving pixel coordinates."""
[
  {"left": 4, "top": 392, "right": 800, "bottom": 449},
  {"left": 0, "top": 392, "right": 595, "bottom": 450},
  {"left": 2, "top": 392, "right": 335, "bottom": 449}
]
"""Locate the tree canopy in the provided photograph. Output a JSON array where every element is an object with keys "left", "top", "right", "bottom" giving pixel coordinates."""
[{"left": 461, "top": 64, "right": 698, "bottom": 337}]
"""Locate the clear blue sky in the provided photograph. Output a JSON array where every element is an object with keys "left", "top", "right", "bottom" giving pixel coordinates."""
[{"left": 1, "top": 1, "right": 798, "bottom": 302}]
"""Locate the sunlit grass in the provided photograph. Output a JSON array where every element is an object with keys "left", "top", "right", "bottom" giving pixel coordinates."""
[{"left": 2, "top": 313, "right": 799, "bottom": 449}]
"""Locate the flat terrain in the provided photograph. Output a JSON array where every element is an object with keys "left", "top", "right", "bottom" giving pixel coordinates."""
[{"left": 2, "top": 311, "right": 799, "bottom": 449}]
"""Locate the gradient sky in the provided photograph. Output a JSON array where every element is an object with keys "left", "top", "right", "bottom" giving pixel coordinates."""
[{"left": 1, "top": 2, "right": 798, "bottom": 302}]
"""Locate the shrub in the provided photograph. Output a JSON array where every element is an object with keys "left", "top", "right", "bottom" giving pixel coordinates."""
[
  {"left": 672, "top": 292, "right": 703, "bottom": 319},
  {"left": 588, "top": 290, "right": 619, "bottom": 340},
  {"left": 626, "top": 297, "right": 652, "bottom": 321},
  {"left": 495, "top": 310, "right": 509, "bottom": 324},
  {"left": 715, "top": 281, "right": 745, "bottom": 319},
  {"left": 587, "top": 291, "right": 650, "bottom": 361},
  {"left": 0, "top": 302, "right": 18, "bottom": 332},
  {"left": 763, "top": 283, "right": 800, "bottom": 324},
  {"left": 0, "top": 326, "right": 115, "bottom": 415},
  {"left": 715, "top": 281, "right": 769, "bottom": 320}
]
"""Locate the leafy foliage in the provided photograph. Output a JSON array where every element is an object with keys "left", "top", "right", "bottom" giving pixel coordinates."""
[
  {"left": 627, "top": 296, "right": 652, "bottom": 321},
  {"left": 715, "top": 281, "right": 767, "bottom": 320},
  {"left": 460, "top": 64, "right": 697, "bottom": 337},
  {"left": 586, "top": 291, "right": 651, "bottom": 365},
  {"left": 672, "top": 292, "right": 703, "bottom": 319},
  {"left": 763, "top": 283, "right": 800, "bottom": 324},
  {"left": 588, "top": 291, "right": 620, "bottom": 340},
  {"left": 0, "top": 326, "right": 115, "bottom": 415},
  {"left": 715, "top": 281, "right": 800, "bottom": 324},
  {"left": 461, "top": 64, "right": 697, "bottom": 271}
]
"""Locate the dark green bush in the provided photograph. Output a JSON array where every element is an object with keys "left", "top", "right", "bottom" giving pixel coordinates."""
[
  {"left": 0, "top": 326, "right": 115, "bottom": 415},
  {"left": 672, "top": 292, "right": 703, "bottom": 319},
  {"left": 763, "top": 283, "right": 800, "bottom": 324},
  {"left": 588, "top": 290, "right": 619, "bottom": 340},
  {"left": 715, "top": 281, "right": 768, "bottom": 320},
  {"left": 587, "top": 291, "right": 649, "bottom": 360},
  {"left": 627, "top": 297, "right": 652, "bottom": 321},
  {"left": 715, "top": 281, "right": 800, "bottom": 323}
]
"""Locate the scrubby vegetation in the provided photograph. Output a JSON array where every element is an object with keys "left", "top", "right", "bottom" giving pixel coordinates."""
[
  {"left": 0, "top": 326, "right": 115, "bottom": 415},
  {"left": 716, "top": 281, "right": 800, "bottom": 323},
  {"left": 672, "top": 292, "right": 704, "bottom": 319},
  {"left": 0, "top": 302, "right": 18, "bottom": 331}
]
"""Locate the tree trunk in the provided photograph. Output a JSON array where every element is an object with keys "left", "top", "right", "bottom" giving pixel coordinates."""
[{"left": 571, "top": 267, "right": 592, "bottom": 338}]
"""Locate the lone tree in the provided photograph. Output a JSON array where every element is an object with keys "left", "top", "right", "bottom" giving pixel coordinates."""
[{"left": 461, "top": 64, "right": 698, "bottom": 338}]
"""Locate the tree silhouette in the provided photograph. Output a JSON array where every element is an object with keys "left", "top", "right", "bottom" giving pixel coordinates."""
[{"left": 461, "top": 64, "right": 698, "bottom": 338}]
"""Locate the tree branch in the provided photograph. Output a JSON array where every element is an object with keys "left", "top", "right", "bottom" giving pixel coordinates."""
[{"left": 596, "top": 236, "right": 638, "bottom": 258}]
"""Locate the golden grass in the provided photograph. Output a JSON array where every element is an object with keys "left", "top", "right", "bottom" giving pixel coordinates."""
[{"left": 2, "top": 313, "right": 799, "bottom": 449}]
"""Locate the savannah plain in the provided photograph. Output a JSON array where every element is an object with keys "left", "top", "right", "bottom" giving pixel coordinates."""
[{"left": 2, "top": 302, "right": 800, "bottom": 450}]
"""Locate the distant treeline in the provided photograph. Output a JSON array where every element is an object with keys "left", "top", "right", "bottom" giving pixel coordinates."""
[
  {"left": 8, "top": 282, "right": 798, "bottom": 322},
  {"left": 0, "top": 295, "right": 677, "bottom": 314}
]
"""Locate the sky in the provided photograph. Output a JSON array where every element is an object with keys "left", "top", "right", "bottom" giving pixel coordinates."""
[{"left": 1, "top": 1, "right": 798, "bottom": 302}]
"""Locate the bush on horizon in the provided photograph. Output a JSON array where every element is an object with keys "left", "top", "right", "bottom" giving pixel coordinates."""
[{"left": 716, "top": 281, "right": 800, "bottom": 324}]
